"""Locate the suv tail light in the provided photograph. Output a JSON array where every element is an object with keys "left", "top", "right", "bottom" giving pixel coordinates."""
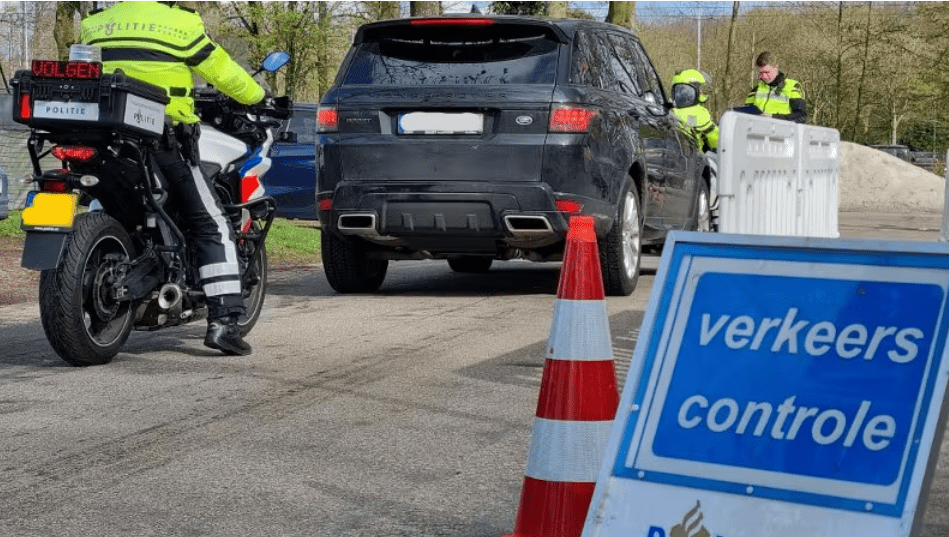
[
  {"left": 317, "top": 106, "right": 339, "bottom": 133},
  {"left": 549, "top": 105, "right": 597, "bottom": 133}
]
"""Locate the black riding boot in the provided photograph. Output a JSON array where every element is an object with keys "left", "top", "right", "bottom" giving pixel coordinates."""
[
  {"left": 204, "top": 295, "right": 251, "bottom": 356},
  {"left": 205, "top": 315, "right": 252, "bottom": 356}
]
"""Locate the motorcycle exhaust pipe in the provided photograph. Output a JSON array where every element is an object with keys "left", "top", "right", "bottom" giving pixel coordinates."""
[{"left": 157, "top": 283, "right": 183, "bottom": 312}]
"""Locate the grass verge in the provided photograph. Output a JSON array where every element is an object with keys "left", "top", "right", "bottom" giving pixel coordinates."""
[
  {"left": 0, "top": 210, "right": 321, "bottom": 266},
  {"left": 266, "top": 218, "right": 322, "bottom": 266},
  {"left": 0, "top": 210, "right": 24, "bottom": 237}
]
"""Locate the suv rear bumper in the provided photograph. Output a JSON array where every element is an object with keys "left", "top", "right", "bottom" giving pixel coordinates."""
[{"left": 319, "top": 181, "right": 615, "bottom": 258}]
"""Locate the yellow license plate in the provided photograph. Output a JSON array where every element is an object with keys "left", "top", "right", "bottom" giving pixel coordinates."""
[{"left": 21, "top": 192, "right": 80, "bottom": 230}]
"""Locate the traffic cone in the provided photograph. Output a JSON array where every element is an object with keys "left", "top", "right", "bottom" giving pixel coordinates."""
[{"left": 504, "top": 215, "right": 619, "bottom": 537}]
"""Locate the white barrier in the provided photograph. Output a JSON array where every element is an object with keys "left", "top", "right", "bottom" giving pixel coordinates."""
[{"left": 717, "top": 111, "right": 840, "bottom": 238}]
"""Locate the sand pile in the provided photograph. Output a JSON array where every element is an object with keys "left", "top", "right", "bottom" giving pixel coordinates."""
[{"left": 839, "top": 142, "right": 944, "bottom": 213}]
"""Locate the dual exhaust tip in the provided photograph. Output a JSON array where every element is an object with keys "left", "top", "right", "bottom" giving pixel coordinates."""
[{"left": 337, "top": 213, "right": 554, "bottom": 234}]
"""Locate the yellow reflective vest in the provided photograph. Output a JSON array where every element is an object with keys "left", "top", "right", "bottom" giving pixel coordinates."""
[
  {"left": 80, "top": 1, "right": 265, "bottom": 124},
  {"left": 673, "top": 104, "right": 719, "bottom": 152},
  {"left": 745, "top": 73, "right": 805, "bottom": 122}
]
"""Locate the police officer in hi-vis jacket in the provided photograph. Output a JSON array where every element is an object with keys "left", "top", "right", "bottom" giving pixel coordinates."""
[{"left": 81, "top": 1, "right": 266, "bottom": 356}]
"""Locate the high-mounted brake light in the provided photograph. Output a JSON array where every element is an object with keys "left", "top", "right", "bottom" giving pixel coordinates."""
[
  {"left": 19, "top": 93, "right": 31, "bottom": 120},
  {"left": 549, "top": 105, "right": 597, "bottom": 133},
  {"left": 317, "top": 107, "right": 339, "bottom": 133},
  {"left": 52, "top": 145, "right": 98, "bottom": 163},
  {"left": 410, "top": 18, "right": 494, "bottom": 27},
  {"left": 31, "top": 60, "right": 102, "bottom": 80}
]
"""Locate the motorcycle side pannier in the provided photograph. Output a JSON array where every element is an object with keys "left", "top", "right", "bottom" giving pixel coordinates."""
[{"left": 11, "top": 69, "right": 170, "bottom": 139}]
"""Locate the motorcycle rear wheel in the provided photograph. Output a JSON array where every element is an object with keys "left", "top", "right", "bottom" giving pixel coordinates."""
[
  {"left": 236, "top": 223, "right": 267, "bottom": 336},
  {"left": 39, "top": 212, "right": 135, "bottom": 366}
]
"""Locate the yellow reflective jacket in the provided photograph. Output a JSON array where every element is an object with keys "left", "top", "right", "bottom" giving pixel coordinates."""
[
  {"left": 80, "top": 1, "right": 265, "bottom": 124},
  {"left": 745, "top": 72, "right": 807, "bottom": 123},
  {"left": 672, "top": 104, "right": 718, "bottom": 151},
  {"left": 673, "top": 104, "right": 719, "bottom": 152}
]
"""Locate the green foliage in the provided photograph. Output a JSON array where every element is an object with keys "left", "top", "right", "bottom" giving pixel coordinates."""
[
  {"left": 40, "top": 1, "right": 949, "bottom": 152},
  {"left": 567, "top": 8, "right": 596, "bottom": 21},
  {"left": 901, "top": 120, "right": 949, "bottom": 153},
  {"left": 489, "top": 2, "right": 547, "bottom": 16},
  {"left": 640, "top": 2, "right": 949, "bottom": 152},
  {"left": 0, "top": 210, "right": 24, "bottom": 238},
  {"left": 211, "top": 2, "right": 353, "bottom": 102},
  {"left": 266, "top": 219, "right": 322, "bottom": 264}
]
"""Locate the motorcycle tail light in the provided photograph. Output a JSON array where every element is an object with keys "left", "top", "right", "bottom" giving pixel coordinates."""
[
  {"left": 549, "top": 105, "right": 597, "bottom": 133},
  {"left": 42, "top": 180, "right": 69, "bottom": 193},
  {"left": 52, "top": 145, "right": 98, "bottom": 163},
  {"left": 317, "top": 107, "right": 338, "bottom": 133},
  {"left": 555, "top": 199, "right": 583, "bottom": 213},
  {"left": 19, "top": 93, "right": 31, "bottom": 120}
]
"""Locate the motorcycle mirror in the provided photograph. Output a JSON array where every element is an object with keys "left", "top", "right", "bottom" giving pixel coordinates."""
[{"left": 262, "top": 52, "right": 291, "bottom": 73}]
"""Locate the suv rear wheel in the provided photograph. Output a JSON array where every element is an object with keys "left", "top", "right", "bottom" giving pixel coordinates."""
[
  {"left": 600, "top": 181, "right": 643, "bottom": 296},
  {"left": 322, "top": 233, "right": 388, "bottom": 293}
]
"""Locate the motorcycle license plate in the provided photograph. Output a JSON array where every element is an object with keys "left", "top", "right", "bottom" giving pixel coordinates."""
[{"left": 21, "top": 192, "right": 80, "bottom": 230}]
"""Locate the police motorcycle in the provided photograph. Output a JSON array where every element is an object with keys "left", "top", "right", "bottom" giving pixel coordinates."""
[{"left": 11, "top": 46, "right": 292, "bottom": 366}]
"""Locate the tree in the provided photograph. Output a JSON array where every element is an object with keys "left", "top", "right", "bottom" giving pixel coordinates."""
[
  {"left": 410, "top": 2, "right": 441, "bottom": 17},
  {"left": 548, "top": 1, "right": 567, "bottom": 19},
  {"left": 850, "top": 2, "right": 872, "bottom": 141},
  {"left": 490, "top": 2, "right": 546, "bottom": 16},
  {"left": 54, "top": 2, "right": 80, "bottom": 61},
  {"left": 363, "top": 2, "right": 401, "bottom": 20},
  {"left": 607, "top": 1, "right": 635, "bottom": 30},
  {"left": 718, "top": 2, "right": 740, "bottom": 116},
  {"left": 216, "top": 2, "right": 341, "bottom": 101}
]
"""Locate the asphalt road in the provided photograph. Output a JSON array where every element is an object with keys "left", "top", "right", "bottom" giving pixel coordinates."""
[{"left": 1, "top": 211, "right": 947, "bottom": 537}]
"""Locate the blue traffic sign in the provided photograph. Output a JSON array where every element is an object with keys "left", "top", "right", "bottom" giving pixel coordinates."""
[{"left": 603, "top": 232, "right": 949, "bottom": 528}]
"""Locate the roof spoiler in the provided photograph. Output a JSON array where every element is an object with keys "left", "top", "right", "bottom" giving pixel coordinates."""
[{"left": 354, "top": 16, "right": 571, "bottom": 45}]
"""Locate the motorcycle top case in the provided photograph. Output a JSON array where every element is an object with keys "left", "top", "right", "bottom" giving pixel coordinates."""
[{"left": 11, "top": 69, "right": 170, "bottom": 139}]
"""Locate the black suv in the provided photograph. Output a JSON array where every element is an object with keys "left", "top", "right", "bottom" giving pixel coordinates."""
[{"left": 317, "top": 16, "right": 710, "bottom": 295}]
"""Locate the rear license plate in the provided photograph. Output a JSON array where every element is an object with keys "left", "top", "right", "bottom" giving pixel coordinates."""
[
  {"left": 33, "top": 100, "right": 100, "bottom": 121},
  {"left": 21, "top": 192, "right": 80, "bottom": 230},
  {"left": 398, "top": 112, "right": 483, "bottom": 135}
]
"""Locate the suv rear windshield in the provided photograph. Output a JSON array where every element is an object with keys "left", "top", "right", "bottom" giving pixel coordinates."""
[{"left": 343, "top": 24, "right": 560, "bottom": 86}]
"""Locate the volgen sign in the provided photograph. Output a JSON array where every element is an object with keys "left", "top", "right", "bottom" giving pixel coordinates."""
[{"left": 582, "top": 232, "right": 949, "bottom": 537}]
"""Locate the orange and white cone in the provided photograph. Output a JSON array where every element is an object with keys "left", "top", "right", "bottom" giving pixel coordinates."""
[{"left": 505, "top": 215, "right": 619, "bottom": 537}]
